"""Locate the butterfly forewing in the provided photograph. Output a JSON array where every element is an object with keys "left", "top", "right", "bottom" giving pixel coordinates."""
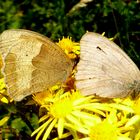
[
  {"left": 75, "top": 32, "right": 140, "bottom": 98},
  {"left": 0, "top": 29, "right": 73, "bottom": 101}
]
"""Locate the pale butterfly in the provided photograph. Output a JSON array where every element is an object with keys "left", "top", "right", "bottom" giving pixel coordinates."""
[
  {"left": 0, "top": 29, "right": 73, "bottom": 101},
  {"left": 75, "top": 32, "right": 140, "bottom": 98}
]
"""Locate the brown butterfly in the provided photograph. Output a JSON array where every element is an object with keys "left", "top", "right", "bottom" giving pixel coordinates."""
[
  {"left": 75, "top": 32, "right": 140, "bottom": 98},
  {"left": 0, "top": 29, "right": 73, "bottom": 101}
]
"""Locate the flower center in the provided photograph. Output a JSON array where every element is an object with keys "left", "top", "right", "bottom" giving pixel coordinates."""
[{"left": 50, "top": 98, "right": 73, "bottom": 118}]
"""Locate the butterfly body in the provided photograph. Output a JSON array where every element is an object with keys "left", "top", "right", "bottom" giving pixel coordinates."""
[
  {"left": 0, "top": 29, "right": 73, "bottom": 101},
  {"left": 75, "top": 32, "right": 140, "bottom": 98}
]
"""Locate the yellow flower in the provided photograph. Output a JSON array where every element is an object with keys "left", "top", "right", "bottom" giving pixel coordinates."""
[
  {"left": 32, "top": 86, "right": 140, "bottom": 140},
  {"left": 133, "top": 97, "right": 140, "bottom": 115},
  {"left": 0, "top": 78, "right": 13, "bottom": 103},
  {"left": 0, "top": 116, "right": 9, "bottom": 126},
  {"left": 127, "top": 97, "right": 140, "bottom": 140},
  {"left": 107, "top": 97, "right": 140, "bottom": 140},
  {"left": 0, "top": 78, "right": 6, "bottom": 93},
  {"left": 80, "top": 107, "right": 134, "bottom": 140},
  {"left": 33, "top": 84, "right": 62, "bottom": 105},
  {"left": 89, "top": 120, "right": 118, "bottom": 140},
  {"left": 56, "top": 37, "right": 80, "bottom": 59},
  {"left": 50, "top": 96, "right": 73, "bottom": 118},
  {"left": 31, "top": 89, "right": 104, "bottom": 140},
  {"left": 0, "top": 78, "right": 10, "bottom": 103}
]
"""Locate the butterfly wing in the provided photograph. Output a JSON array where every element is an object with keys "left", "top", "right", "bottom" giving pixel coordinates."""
[
  {"left": 75, "top": 32, "right": 140, "bottom": 98},
  {"left": 0, "top": 29, "right": 73, "bottom": 101}
]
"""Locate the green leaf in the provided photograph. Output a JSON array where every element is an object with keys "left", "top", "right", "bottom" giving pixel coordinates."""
[{"left": 11, "top": 118, "right": 32, "bottom": 135}]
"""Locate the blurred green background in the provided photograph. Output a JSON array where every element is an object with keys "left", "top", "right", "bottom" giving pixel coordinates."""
[
  {"left": 0, "top": 0, "right": 140, "bottom": 139},
  {"left": 0, "top": 0, "right": 140, "bottom": 66}
]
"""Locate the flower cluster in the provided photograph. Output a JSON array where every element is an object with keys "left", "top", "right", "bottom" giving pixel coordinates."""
[{"left": 31, "top": 85, "right": 140, "bottom": 140}]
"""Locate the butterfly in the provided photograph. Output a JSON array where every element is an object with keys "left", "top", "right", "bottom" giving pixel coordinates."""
[
  {"left": 75, "top": 32, "right": 140, "bottom": 98},
  {"left": 0, "top": 29, "right": 73, "bottom": 101}
]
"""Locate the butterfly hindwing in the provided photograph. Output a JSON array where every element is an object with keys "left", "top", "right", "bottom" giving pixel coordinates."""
[{"left": 75, "top": 32, "right": 140, "bottom": 98}]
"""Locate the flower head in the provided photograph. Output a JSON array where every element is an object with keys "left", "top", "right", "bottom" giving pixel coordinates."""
[
  {"left": 32, "top": 88, "right": 103, "bottom": 139},
  {"left": 56, "top": 37, "right": 80, "bottom": 59}
]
